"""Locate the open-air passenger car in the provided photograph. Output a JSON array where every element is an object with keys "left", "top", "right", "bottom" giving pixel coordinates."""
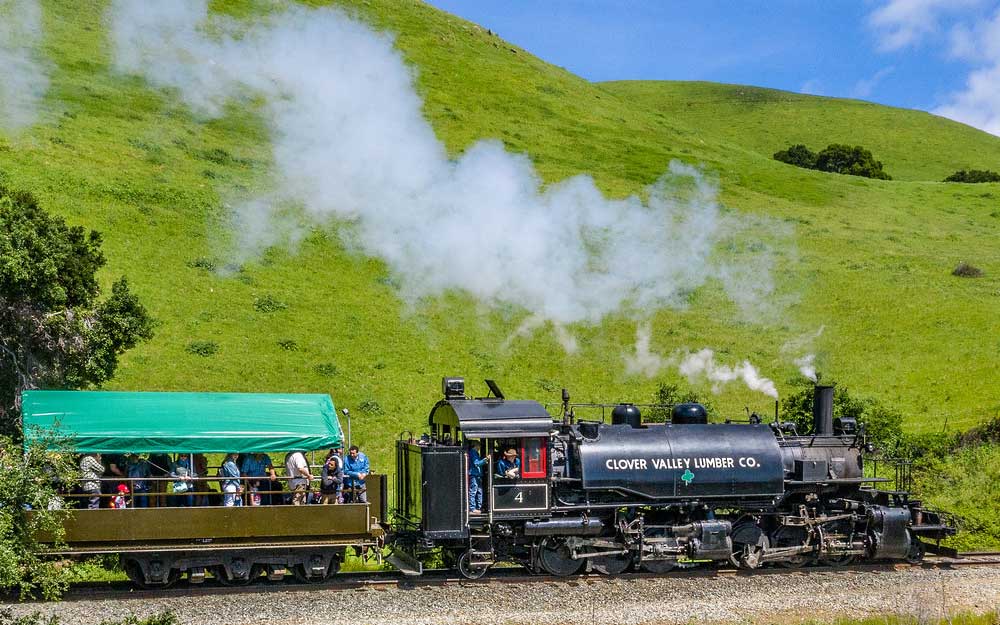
[{"left": 22, "top": 390, "right": 387, "bottom": 587}]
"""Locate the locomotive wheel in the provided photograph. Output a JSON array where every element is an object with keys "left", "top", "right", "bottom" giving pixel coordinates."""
[
  {"left": 641, "top": 559, "right": 676, "bottom": 573},
  {"left": 592, "top": 553, "right": 631, "bottom": 576},
  {"left": 770, "top": 526, "right": 813, "bottom": 569},
  {"left": 818, "top": 554, "right": 856, "bottom": 567},
  {"left": 457, "top": 550, "right": 488, "bottom": 580},
  {"left": 537, "top": 538, "right": 584, "bottom": 577},
  {"left": 904, "top": 537, "right": 925, "bottom": 564}
]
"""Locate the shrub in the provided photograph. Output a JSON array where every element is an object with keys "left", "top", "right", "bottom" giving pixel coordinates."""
[
  {"left": 253, "top": 294, "right": 287, "bottom": 313},
  {"left": 185, "top": 340, "right": 218, "bottom": 357},
  {"left": 944, "top": 169, "right": 1000, "bottom": 183},
  {"left": 814, "top": 144, "right": 892, "bottom": 179},
  {"left": 952, "top": 262, "right": 984, "bottom": 278},
  {"left": 314, "top": 362, "right": 338, "bottom": 377},
  {"left": 773, "top": 143, "right": 892, "bottom": 180},
  {"left": 276, "top": 339, "right": 298, "bottom": 351},
  {"left": 780, "top": 382, "right": 903, "bottom": 453},
  {"left": 358, "top": 399, "right": 383, "bottom": 415},
  {"left": 773, "top": 144, "right": 817, "bottom": 169},
  {"left": 185, "top": 257, "right": 215, "bottom": 271}
]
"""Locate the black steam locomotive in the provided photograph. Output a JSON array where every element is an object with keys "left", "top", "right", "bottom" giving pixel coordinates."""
[{"left": 391, "top": 378, "right": 955, "bottom": 578}]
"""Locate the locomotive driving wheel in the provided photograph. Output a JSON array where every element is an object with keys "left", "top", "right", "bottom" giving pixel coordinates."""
[
  {"left": 770, "top": 526, "right": 814, "bottom": 568},
  {"left": 537, "top": 538, "right": 584, "bottom": 577},
  {"left": 592, "top": 552, "right": 631, "bottom": 576},
  {"left": 457, "top": 549, "right": 489, "bottom": 580},
  {"left": 904, "top": 536, "right": 925, "bottom": 564}
]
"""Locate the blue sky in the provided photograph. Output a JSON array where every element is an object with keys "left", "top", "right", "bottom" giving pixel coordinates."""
[{"left": 425, "top": 0, "right": 1000, "bottom": 136}]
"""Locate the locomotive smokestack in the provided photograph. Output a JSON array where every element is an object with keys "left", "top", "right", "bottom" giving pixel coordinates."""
[{"left": 812, "top": 385, "right": 834, "bottom": 436}]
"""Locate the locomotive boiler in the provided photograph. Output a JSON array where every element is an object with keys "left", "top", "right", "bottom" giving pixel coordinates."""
[{"left": 391, "top": 378, "right": 955, "bottom": 578}]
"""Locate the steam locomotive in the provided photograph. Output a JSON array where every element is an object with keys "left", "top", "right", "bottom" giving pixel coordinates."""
[{"left": 391, "top": 378, "right": 956, "bottom": 578}]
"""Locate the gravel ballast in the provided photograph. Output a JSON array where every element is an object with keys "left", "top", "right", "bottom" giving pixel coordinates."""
[{"left": 5, "top": 566, "right": 1000, "bottom": 625}]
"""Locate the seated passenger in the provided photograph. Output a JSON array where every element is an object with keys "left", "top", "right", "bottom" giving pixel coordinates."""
[
  {"left": 125, "top": 453, "right": 151, "bottom": 508},
  {"left": 241, "top": 452, "right": 277, "bottom": 505},
  {"left": 496, "top": 447, "right": 520, "bottom": 479},
  {"left": 193, "top": 454, "right": 219, "bottom": 506},
  {"left": 220, "top": 452, "right": 242, "bottom": 507},
  {"left": 343, "top": 445, "right": 369, "bottom": 503}
]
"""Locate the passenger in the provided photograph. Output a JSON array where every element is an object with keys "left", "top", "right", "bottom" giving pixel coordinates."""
[
  {"left": 342, "top": 445, "right": 370, "bottom": 503},
  {"left": 241, "top": 452, "right": 277, "bottom": 506},
  {"left": 112, "top": 483, "right": 130, "bottom": 509},
  {"left": 79, "top": 453, "right": 104, "bottom": 509},
  {"left": 125, "top": 453, "right": 151, "bottom": 508},
  {"left": 147, "top": 453, "right": 172, "bottom": 507},
  {"left": 496, "top": 447, "right": 520, "bottom": 479},
  {"left": 102, "top": 453, "right": 126, "bottom": 500},
  {"left": 467, "top": 441, "right": 487, "bottom": 513},
  {"left": 169, "top": 454, "right": 196, "bottom": 507},
  {"left": 193, "top": 454, "right": 219, "bottom": 506},
  {"left": 220, "top": 453, "right": 242, "bottom": 507},
  {"left": 284, "top": 449, "right": 313, "bottom": 506},
  {"left": 320, "top": 448, "right": 344, "bottom": 504}
]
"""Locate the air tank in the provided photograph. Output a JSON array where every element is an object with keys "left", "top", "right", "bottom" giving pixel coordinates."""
[{"left": 611, "top": 403, "right": 642, "bottom": 428}]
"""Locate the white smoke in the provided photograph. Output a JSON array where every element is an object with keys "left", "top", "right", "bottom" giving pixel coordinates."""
[
  {"left": 623, "top": 321, "right": 665, "bottom": 377},
  {"left": 781, "top": 326, "right": 824, "bottom": 381},
  {"left": 794, "top": 354, "right": 818, "bottom": 382},
  {"left": 110, "top": 1, "right": 776, "bottom": 326},
  {"left": 678, "top": 348, "right": 779, "bottom": 399},
  {"left": 0, "top": 0, "right": 48, "bottom": 133}
]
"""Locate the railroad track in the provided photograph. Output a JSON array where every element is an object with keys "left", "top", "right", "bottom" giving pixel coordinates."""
[{"left": 50, "top": 552, "right": 1000, "bottom": 602}]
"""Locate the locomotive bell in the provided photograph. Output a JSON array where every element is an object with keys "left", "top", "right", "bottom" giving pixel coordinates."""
[
  {"left": 671, "top": 403, "right": 708, "bottom": 424},
  {"left": 611, "top": 403, "right": 642, "bottom": 428}
]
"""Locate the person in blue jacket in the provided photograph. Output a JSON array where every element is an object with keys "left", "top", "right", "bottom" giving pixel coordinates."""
[
  {"left": 467, "top": 441, "right": 488, "bottom": 513},
  {"left": 496, "top": 447, "right": 520, "bottom": 479},
  {"left": 343, "top": 445, "right": 370, "bottom": 503}
]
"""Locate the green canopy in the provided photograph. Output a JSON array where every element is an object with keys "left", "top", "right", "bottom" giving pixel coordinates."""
[{"left": 21, "top": 390, "right": 342, "bottom": 453}]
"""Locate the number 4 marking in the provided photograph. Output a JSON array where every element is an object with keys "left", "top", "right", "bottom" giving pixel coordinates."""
[{"left": 514, "top": 491, "right": 524, "bottom": 503}]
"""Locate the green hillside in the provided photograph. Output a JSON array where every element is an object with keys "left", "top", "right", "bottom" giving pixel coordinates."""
[{"left": 0, "top": 0, "right": 998, "bottom": 474}]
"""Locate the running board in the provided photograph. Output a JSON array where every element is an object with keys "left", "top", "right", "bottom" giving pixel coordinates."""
[{"left": 387, "top": 550, "right": 423, "bottom": 576}]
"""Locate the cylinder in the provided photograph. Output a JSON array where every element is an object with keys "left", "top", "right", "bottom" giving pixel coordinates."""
[
  {"left": 611, "top": 403, "right": 642, "bottom": 428},
  {"left": 812, "top": 385, "right": 835, "bottom": 436},
  {"left": 523, "top": 517, "right": 604, "bottom": 536}
]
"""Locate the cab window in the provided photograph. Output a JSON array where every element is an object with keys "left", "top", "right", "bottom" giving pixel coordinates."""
[{"left": 521, "top": 437, "right": 547, "bottom": 478}]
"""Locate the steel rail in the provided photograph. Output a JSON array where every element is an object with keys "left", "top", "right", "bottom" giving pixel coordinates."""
[{"left": 34, "top": 552, "right": 1000, "bottom": 604}]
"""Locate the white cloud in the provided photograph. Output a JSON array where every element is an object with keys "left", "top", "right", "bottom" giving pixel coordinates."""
[
  {"left": 869, "top": 0, "right": 983, "bottom": 51},
  {"left": 934, "top": 7, "right": 1000, "bottom": 136},
  {"left": 850, "top": 66, "right": 895, "bottom": 99},
  {"left": 799, "top": 79, "right": 825, "bottom": 96}
]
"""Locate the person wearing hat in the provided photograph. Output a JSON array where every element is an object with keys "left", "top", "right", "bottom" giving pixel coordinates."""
[
  {"left": 496, "top": 447, "right": 520, "bottom": 479},
  {"left": 112, "top": 483, "right": 130, "bottom": 509}
]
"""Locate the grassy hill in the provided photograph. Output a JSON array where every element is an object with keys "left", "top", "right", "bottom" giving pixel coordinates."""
[{"left": 1, "top": 0, "right": 999, "bottom": 475}]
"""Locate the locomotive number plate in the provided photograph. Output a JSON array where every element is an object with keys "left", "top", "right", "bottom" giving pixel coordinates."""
[{"left": 492, "top": 483, "right": 548, "bottom": 512}]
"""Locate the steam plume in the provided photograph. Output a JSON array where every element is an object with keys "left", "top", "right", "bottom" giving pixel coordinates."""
[
  {"left": 0, "top": 0, "right": 48, "bottom": 132},
  {"left": 110, "top": 1, "right": 775, "bottom": 326},
  {"left": 678, "top": 348, "right": 778, "bottom": 398}
]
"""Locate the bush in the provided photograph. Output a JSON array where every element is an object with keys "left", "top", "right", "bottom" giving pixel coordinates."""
[
  {"left": 952, "top": 262, "right": 984, "bottom": 277},
  {"left": 944, "top": 169, "right": 1000, "bottom": 183},
  {"left": 276, "top": 339, "right": 298, "bottom": 351},
  {"left": 358, "top": 399, "right": 383, "bottom": 415},
  {"left": 780, "top": 382, "right": 903, "bottom": 453},
  {"left": 253, "top": 294, "right": 287, "bottom": 313},
  {"left": 184, "top": 340, "right": 218, "bottom": 357},
  {"left": 773, "top": 144, "right": 817, "bottom": 169},
  {"left": 773, "top": 143, "right": 892, "bottom": 180},
  {"left": 313, "top": 362, "right": 338, "bottom": 377},
  {"left": 814, "top": 144, "right": 892, "bottom": 179}
]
